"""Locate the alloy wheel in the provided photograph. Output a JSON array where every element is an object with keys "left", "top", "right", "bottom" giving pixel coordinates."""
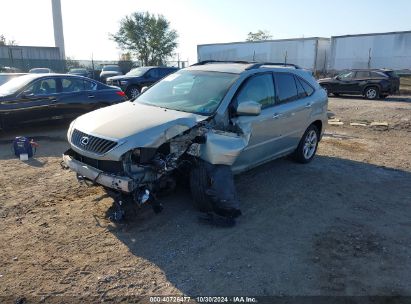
[{"left": 303, "top": 130, "right": 318, "bottom": 160}]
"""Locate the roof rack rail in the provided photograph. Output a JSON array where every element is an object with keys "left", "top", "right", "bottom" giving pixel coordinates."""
[
  {"left": 245, "top": 62, "right": 301, "bottom": 70},
  {"left": 191, "top": 60, "right": 301, "bottom": 70},
  {"left": 191, "top": 60, "right": 253, "bottom": 66}
]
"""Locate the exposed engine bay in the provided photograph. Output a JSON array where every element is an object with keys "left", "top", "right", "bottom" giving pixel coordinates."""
[{"left": 63, "top": 119, "right": 248, "bottom": 222}]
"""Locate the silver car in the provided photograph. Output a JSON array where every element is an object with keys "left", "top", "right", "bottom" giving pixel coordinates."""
[{"left": 63, "top": 62, "right": 328, "bottom": 217}]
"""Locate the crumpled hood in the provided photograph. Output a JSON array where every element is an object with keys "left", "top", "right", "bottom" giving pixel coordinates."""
[{"left": 73, "top": 102, "right": 208, "bottom": 148}]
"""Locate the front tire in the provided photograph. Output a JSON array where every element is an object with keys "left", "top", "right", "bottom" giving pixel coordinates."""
[
  {"left": 364, "top": 86, "right": 379, "bottom": 100},
  {"left": 321, "top": 85, "right": 330, "bottom": 96},
  {"left": 126, "top": 86, "right": 140, "bottom": 99},
  {"left": 292, "top": 125, "right": 319, "bottom": 164},
  {"left": 189, "top": 160, "right": 213, "bottom": 212}
]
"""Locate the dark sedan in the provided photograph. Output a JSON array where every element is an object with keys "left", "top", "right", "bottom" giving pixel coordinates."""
[{"left": 0, "top": 74, "right": 127, "bottom": 130}]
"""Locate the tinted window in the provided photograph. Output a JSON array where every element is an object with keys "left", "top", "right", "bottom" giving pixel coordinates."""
[
  {"left": 84, "top": 80, "right": 97, "bottom": 91},
  {"left": 159, "top": 68, "right": 174, "bottom": 78},
  {"left": 370, "top": 71, "right": 388, "bottom": 78},
  {"left": 236, "top": 74, "right": 275, "bottom": 109},
  {"left": 355, "top": 71, "right": 370, "bottom": 78},
  {"left": 102, "top": 65, "right": 120, "bottom": 72},
  {"left": 62, "top": 78, "right": 84, "bottom": 92},
  {"left": 384, "top": 71, "right": 398, "bottom": 78},
  {"left": 298, "top": 77, "right": 314, "bottom": 96},
  {"left": 147, "top": 69, "right": 160, "bottom": 78},
  {"left": 338, "top": 72, "right": 355, "bottom": 80},
  {"left": 25, "top": 78, "right": 57, "bottom": 95},
  {"left": 275, "top": 73, "right": 298, "bottom": 103},
  {"left": 295, "top": 76, "right": 306, "bottom": 98}
]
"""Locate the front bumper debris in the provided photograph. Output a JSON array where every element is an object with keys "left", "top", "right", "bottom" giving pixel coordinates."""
[{"left": 62, "top": 153, "right": 134, "bottom": 193}]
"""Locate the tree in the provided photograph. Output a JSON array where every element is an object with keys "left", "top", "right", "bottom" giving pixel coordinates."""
[
  {"left": 0, "top": 34, "right": 18, "bottom": 46},
  {"left": 111, "top": 12, "right": 178, "bottom": 66},
  {"left": 246, "top": 30, "right": 273, "bottom": 41}
]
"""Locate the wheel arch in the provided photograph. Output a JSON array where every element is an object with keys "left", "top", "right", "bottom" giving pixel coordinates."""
[
  {"left": 362, "top": 84, "right": 380, "bottom": 95},
  {"left": 311, "top": 120, "right": 322, "bottom": 137}
]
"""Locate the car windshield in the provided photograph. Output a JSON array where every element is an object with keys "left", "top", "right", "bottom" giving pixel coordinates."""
[
  {"left": 102, "top": 66, "right": 120, "bottom": 72},
  {"left": 70, "top": 68, "right": 86, "bottom": 73},
  {"left": 126, "top": 67, "right": 150, "bottom": 76},
  {"left": 136, "top": 70, "right": 239, "bottom": 115},
  {"left": 0, "top": 74, "right": 38, "bottom": 95}
]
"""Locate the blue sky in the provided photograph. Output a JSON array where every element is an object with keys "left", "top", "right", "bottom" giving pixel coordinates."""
[{"left": 1, "top": 0, "right": 410, "bottom": 63}]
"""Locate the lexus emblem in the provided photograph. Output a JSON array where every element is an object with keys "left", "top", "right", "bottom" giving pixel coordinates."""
[{"left": 80, "top": 136, "right": 90, "bottom": 146}]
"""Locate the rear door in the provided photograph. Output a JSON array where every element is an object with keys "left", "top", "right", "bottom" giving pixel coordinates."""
[
  {"left": 2, "top": 77, "right": 59, "bottom": 126},
  {"left": 353, "top": 71, "right": 371, "bottom": 93},
  {"left": 54, "top": 76, "right": 89, "bottom": 119},
  {"left": 232, "top": 72, "right": 317, "bottom": 172}
]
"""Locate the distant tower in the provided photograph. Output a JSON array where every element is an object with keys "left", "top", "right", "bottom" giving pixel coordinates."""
[{"left": 51, "top": 0, "right": 65, "bottom": 59}]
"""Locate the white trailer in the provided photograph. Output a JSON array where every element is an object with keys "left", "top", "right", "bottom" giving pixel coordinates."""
[
  {"left": 330, "top": 31, "right": 411, "bottom": 72},
  {"left": 197, "top": 37, "right": 331, "bottom": 72}
]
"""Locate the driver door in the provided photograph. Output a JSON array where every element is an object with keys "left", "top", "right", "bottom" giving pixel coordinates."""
[
  {"left": 2, "top": 78, "right": 59, "bottom": 126},
  {"left": 231, "top": 73, "right": 279, "bottom": 172}
]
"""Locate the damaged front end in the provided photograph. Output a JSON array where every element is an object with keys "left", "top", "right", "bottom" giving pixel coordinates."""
[{"left": 62, "top": 117, "right": 250, "bottom": 220}]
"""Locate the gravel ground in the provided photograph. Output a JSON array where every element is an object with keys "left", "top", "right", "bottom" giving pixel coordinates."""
[{"left": 0, "top": 96, "right": 410, "bottom": 301}]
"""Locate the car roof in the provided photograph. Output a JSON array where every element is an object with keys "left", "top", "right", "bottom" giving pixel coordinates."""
[
  {"left": 186, "top": 61, "right": 302, "bottom": 74},
  {"left": 346, "top": 69, "right": 393, "bottom": 72}
]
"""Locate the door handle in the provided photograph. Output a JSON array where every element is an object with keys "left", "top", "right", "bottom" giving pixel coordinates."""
[
  {"left": 273, "top": 113, "right": 283, "bottom": 119},
  {"left": 88, "top": 95, "right": 95, "bottom": 98},
  {"left": 305, "top": 103, "right": 313, "bottom": 108}
]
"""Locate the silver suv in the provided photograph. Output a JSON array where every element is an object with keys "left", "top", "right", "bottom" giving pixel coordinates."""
[{"left": 63, "top": 61, "right": 328, "bottom": 220}]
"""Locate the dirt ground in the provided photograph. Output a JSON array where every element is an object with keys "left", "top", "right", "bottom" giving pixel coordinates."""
[{"left": 0, "top": 96, "right": 411, "bottom": 301}]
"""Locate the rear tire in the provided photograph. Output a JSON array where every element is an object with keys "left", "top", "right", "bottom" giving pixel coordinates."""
[
  {"left": 364, "top": 86, "right": 379, "bottom": 100},
  {"left": 189, "top": 160, "right": 213, "bottom": 212},
  {"left": 292, "top": 125, "right": 319, "bottom": 164}
]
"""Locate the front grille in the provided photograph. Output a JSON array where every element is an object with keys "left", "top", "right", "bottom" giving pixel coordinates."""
[
  {"left": 71, "top": 129, "right": 117, "bottom": 155},
  {"left": 67, "top": 149, "right": 123, "bottom": 174}
]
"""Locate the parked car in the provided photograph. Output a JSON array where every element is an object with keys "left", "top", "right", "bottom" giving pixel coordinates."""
[
  {"left": 63, "top": 61, "right": 327, "bottom": 218},
  {"left": 106, "top": 66, "right": 179, "bottom": 99},
  {"left": 0, "top": 73, "right": 27, "bottom": 86},
  {"left": 0, "top": 74, "right": 127, "bottom": 130},
  {"left": 29, "top": 68, "right": 54, "bottom": 74},
  {"left": 318, "top": 69, "right": 400, "bottom": 99},
  {"left": 68, "top": 68, "right": 92, "bottom": 79},
  {"left": 99, "top": 65, "right": 123, "bottom": 83}
]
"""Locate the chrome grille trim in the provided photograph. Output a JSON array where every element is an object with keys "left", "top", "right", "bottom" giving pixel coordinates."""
[{"left": 71, "top": 129, "right": 117, "bottom": 155}]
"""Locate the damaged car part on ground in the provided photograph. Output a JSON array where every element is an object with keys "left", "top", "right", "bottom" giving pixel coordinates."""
[{"left": 62, "top": 61, "right": 328, "bottom": 224}]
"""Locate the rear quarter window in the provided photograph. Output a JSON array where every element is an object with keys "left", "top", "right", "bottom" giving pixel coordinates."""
[{"left": 298, "top": 77, "right": 315, "bottom": 96}]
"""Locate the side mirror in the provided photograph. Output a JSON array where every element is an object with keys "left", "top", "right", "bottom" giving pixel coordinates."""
[
  {"left": 20, "top": 91, "right": 33, "bottom": 98},
  {"left": 141, "top": 86, "right": 149, "bottom": 93},
  {"left": 236, "top": 101, "right": 261, "bottom": 116}
]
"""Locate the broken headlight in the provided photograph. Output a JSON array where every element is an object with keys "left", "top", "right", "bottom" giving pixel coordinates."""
[{"left": 130, "top": 148, "right": 158, "bottom": 164}]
